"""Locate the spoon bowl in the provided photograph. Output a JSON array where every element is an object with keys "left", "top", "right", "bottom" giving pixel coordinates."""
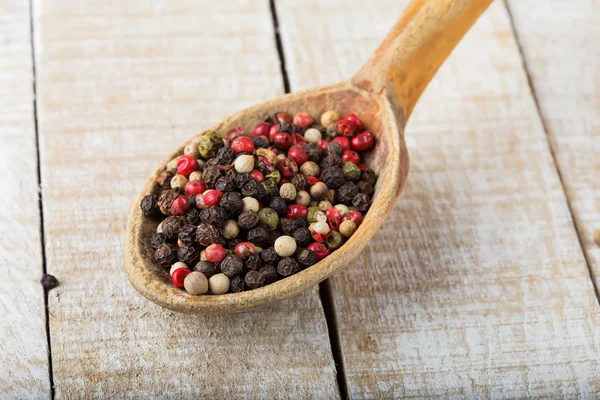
[{"left": 125, "top": 0, "right": 493, "bottom": 314}]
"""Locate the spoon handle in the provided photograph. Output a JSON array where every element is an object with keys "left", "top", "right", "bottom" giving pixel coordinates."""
[{"left": 352, "top": 0, "right": 493, "bottom": 120}]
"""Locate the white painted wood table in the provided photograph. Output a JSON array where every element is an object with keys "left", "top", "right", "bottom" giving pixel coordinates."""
[{"left": 1, "top": 0, "right": 599, "bottom": 398}]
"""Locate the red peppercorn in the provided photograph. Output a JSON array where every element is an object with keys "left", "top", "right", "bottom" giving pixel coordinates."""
[
  {"left": 342, "top": 150, "right": 360, "bottom": 164},
  {"left": 184, "top": 180, "right": 207, "bottom": 196},
  {"left": 343, "top": 210, "right": 364, "bottom": 226},
  {"left": 293, "top": 112, "right": 313, "bottom": 129},
  {"left": 306, "top": 176, "right": 318, "bottom": 186},
  {"left": 273, "top": 132, "right": 293, "bottom": 149},
  {"left": 357, "top": 163, "right": 368, "bottom": 171},
  {"left": 231, "top": 136, "right": 255, "bottom": 154},
  {"left": 336, "top": 119, "right": 358, "bottom": 137},
  {"left": 234, "top": 242, "right": 256, "bottom": 260},
  {"left": 269, "top": 124, "right": 280, "bottom": 141},
  {"left": 312, "top": 231, "right": 330, "bottom": 243},
  {"left": 176, "top": 155, "right": 199, "bottom": 177},
  {"left": 276, "top": 158, "right": 298, "bottom": 179},
  {"left": 273, "top": 112, "right": 292, "bottom": 124},
  {"left": 171, "top": 267, "right": 191, "bottom": 288},
  {"left": 326, "top": 207, "right": 341, "bottom": 231},
  {"left": 227, "top": 126, "right": 245, "bottom": 143},
  {"left": 249, "top": 169, "right": 265, "bottom": 182},
  {"left": 286, "top": 204, "right": 308, "bottom": 219},
  {"left": 333, "top": 136, "right": 351, "bottom": 151},
  {"left": 351, "top": 131, "right": 375, "bottom": 152},
  {"left": 170, "top": 195, "right": 190, "bottom": 216},
  {"left": 308, "top": 242, "right": 330, "bottom": 260},
  {"left": 252, "top": 122, "right": 272, "bottom": 137},
  {"left": 317, "top": 140, "right": 329, "bottom": 154},
  {"left": 344, "top": 113, "right": 364, "bottom": 131},
  {"left": 203, "top": 190, "right": 223, "bottom": 207},
  {"left": 288, "top": 145, "right": 308, "bottom": 166},
  {"left": 205, "top": 243, "right": 226, "bottom": 263}
]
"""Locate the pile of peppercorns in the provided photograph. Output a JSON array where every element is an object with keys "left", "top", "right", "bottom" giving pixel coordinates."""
[{"left": 140, "top": 110, "right": 377, "bottom": 295}]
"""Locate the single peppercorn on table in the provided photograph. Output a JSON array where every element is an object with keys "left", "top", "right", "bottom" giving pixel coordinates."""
[{"left": 3, "top": 0, "right": 600, "bottom": 398}]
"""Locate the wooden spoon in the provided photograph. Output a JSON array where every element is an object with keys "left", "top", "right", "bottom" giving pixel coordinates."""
[{"left": 125, "top": 0, "right": 493, "bottom": 314}]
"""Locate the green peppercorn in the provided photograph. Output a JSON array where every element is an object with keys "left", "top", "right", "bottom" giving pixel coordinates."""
[
  {"left": 265, "top": 170, "right": 281, "bottom": 183},
  {"left": 258, "top": 207, "right": 279, "bottom": 230},
  {"left": 342, "top": 162, "right": 361, "bottom": 181},
  {"left": 326, "top": 231, "right": 344, "bottom": 250},
  {"left": 197, "top": 131, "right": 224, "bottom": 159},
  {"left": 262, "top": 179, "right": 279, "bottom": 198},
  {"left": 307, "top": 207, "right": 323, "bottom": 223}
]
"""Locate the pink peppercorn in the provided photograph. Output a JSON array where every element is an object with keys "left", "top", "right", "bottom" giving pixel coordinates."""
[
  {"left": 231, "top": 136, "right": 255, "bottom": 154},
  {"left": 276, "top": 158, "right": 298, "bottom": 178},
  {"left": 234, "top": 242, "right": 256, "bottom": 260},
  {"left": 308, "top": 242, "right": 330, "bottom": 260},
  {"left": 170, "top": 195, "right": 190, "bottom": 216},
  {"left": 326, "top": 207, "right": 341, "bottom": 231},
  {"left": 292, "top": 132, "right": 306, "bottom": 146},
  {"left": 317, "top": 140, "right": 329, "bottom": 153},
  {"left": 171, "top": 267, "right": 191, "bottom": 288},
  {"left": 176, "top": 155, "right": 199, "bottom": 177},
  {"left": 342, "top": 150, "right": 360, "bottom": 164},
  {"left": 336, "top": 119, "right": 358, "bottom": 137},
  {"left": 351, "top": 131, "right": 375, "bottom": 151},
  {"left": 357, "top": 163, "right": 368, "bottom": 171},
  {"left": 273, "top": 132, "right": 293, "bottom": 149},
  {"left": 184, "top": 180, "right": 207, "bottom": 196},
  {"left": 252, "top": 122, "right": 272, "bottom": 137},
  {"left": 288, "top": 145, "right": 308, "bottom": 166},
  {"left": 286, "top": 204, "right": 308, "bottom": 219},
  {"left": 312, "top": 231, "right": 330, "bottom": 243},
  {"left": 333, "top": 136, "right": 351, "bottom": 152},
  {"left": 249, "top": 169, "right": 265, "bottom": 182},
  {"left": 273, "top": 112, "right": 292, "bottom": 124},
  {"left": 343, "top": 210, "right": 363, "bottom": 227},
  {"left": 306, "top": 176, "right": 318, "bottom": 186},
  {"left": 344, "top": 113, "right": 364, "bottom": 131},
  {"left": 205, "top": 244, "right": 226, "bottom": 263},
  {"left": 293, "top": 112, "right": 313, "bottom": 129},
  {"left": 203, "top": 190, "right": 223, "bottom": 207},
  {"left": 227, "top": 126, "right": 244, "bottom": 143}
]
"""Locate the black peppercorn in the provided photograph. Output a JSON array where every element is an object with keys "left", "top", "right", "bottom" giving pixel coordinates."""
[
  {"left": 296, "top": 217, "right": 309, "bottom": 229},
  {"left": 281, "top": 218, "right": 298, "bottom": 235},
  {"left": 297, "top": 249, "right": 318, "bottom": 268},
  {"left": 244, "top": 270, "right": 265, "bottom": 289},
  {"left": 202, "top": 165, "right": 222, "bottom": 188},
  {"left": 326, "top": 123, "right": 338, "bottom": 139},
  {"left": 196, "top": 223, "right": 221, "bottom": 246},
  {"left": 242, "top": 179, "right": 266, "bottom": 199},
  {"left": 186, "top": 194, "right": 197, "bottom": 208},
  {"left": 260, "top": 247, "right": 280, "bottom": 265},
  {"left": 221, "top": 255, "right": 244, "bottom": 278},
  {"left": 178, "top": 225, "right": 197, "bottom": 246},
  {"left": 140, "top": 195, "right": 161, "bottom": 218},
  {"left": 220, "top": 192, "right": 243, "bottom": 215},
  {"left": 200, "top": 206, "right": 228, "bottom": 228},
  {"left": 178, "top": 245, "right": 200, "bottom": 265},
  {"left": 215, "top": 146, "right": 236, "bottom": 165},
  {"left": 337, "top": 182, "right": 359, "bottom": 205},
  {"left": 321, "top": 167, "right": 345, "bottom": 188},
  {"left": 245, "top": 253, "right": 261, "bottom": 271},
  {"left": 320, "top": 152, "right": 341, "bottom": 168},
  {"left": 215, "top": 176, "right": 236, "bottom": 192},
  {"left": 357, "top": 181, "right": 374, "bottom": 196},
  {"left": 269, "top": 229, "right": 282, "bottom": 244},
  {"left": 277, "top": 257, "right": 301, "bottom": 277},
  {"left": 228, "top": 238, "right": 243, "bottom": 250},
  {"left": 259, "top": 265, "right": 278, "bottom": 283},
  {"left": 230, "top": 276, "right": 245, "bottom": 293},
  {"left": 254, "top": 135, "right": 270, "bottom": 149},
  {"left": 269, "top": 196, "right": 287, "bottom": 216},
  {"left": 352, "top": 193, "right": 371, "bottom": 212},
  {"left": 151, "top": 232, "right": 168, "bottom": 249},
  {"left": 361, "top": 169, "right": 377, "bottom": 185},
  {"left": 327, "top": 141, "right": 343, "bottom": 157},
  {"left": 247, "top": 226, "right": 270, "bottom": 247},
  {"left": 291, "top": 174, "right": 309, "bottom": 191},
  {"left": 194, "top": 260, "right": 217, "bottom": 278},
  {"left": 155, "top": 243, "right": 178, "bottom": 268},
  {"left": 41, "top": 274, "right": 59, "bottom": 291},
  {"left": 304, "top": 143, "right": 322, "bottom": 163},
  {"left": 293, "top": 228, "right": 312, "bottom": 247},
  {"left": 161, "top": 216, "right": 181, "bottom": 239},
  {"left": 158, "top": 189, "right": 179, "bottom": 215},
  {"left": 184, "top": 207, "right": 202, "bottom": 225},
  {"left": 238, "top": 210, "right": 259, "bottom": 230},
  {"left": 235, "top": 172, "right": 252, "bottom": 189}
]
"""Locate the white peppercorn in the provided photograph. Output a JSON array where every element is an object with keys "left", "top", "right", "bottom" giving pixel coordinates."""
[
  {"left": 242, "top": 196, "right": 260, "bottom": 212},
  {"left": 221, "top": 219, "right": 240, "bottom": 239},
  {"left": 339, "top": 220, "right": 357, "bottom": 237},
  {"left": 184, "top": 271, "right": 209, "bottom": 295},
  {"left": 279, "top": 183, "right": 297, "bottom": 201},
  {"left": 313, "top": 221, "right": 330, "bottom": 235},
  {"left": 209, "top": 273, "right": 230, "bottom": 295},
  {"left": 235, "top": 155, "right": 255, "bottom": 173},
  {"left": 276, "top": 153, "right": 286, "bottom": 160},
  {"left": 184, "top": 139, "right": 201, "bottom": 159},
  {"left": 189, "top": 171, "right": 203, "bottom": 182},
  {"left": 167, "top": 156, "right": 181, "bottom": 171},
  {"left": 156, "top": 220, "right": 164, "bottom": 233},
  {"left": 299, "top": 161, "right": 320, "bottom": 177},
  {"left": 170, "top": 261, "right": 188, "bottom": 276},
  {"left": 274, "top": 235, "right": 297, "bottom": 257},
  {"left": 171, "top": 174, "right": 188, "bottom": 190},
  {"left": 320, "top": 110, "right": 340, "bottom": 127},
  {"left": 334, "top": 204, "right": 349, "bottom": 217},
  {"left": 310, "top": 182, "right": 328, "bottom": 200},
  {"left": 200, "top": 250, "right": 207, "bottom": 261},
  {"left": 304, "top": 128, "right": 321, "bottom": 143},
  {"left": 295, "top": 191, "right": 311, "bottom": 206},
  {"left": 318, "top": 200, "right": 333, "bottom": 211}
]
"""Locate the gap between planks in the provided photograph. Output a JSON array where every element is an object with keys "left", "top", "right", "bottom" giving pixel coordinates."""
[
  {"left": 28, "top": 0, "right": 55, "bottom": 397},
  {"left": 269, "top": 0, "right": 348, "bottom": 397},
  {"left": 504, "top": 0, "right": 600, "bottom": 306}
]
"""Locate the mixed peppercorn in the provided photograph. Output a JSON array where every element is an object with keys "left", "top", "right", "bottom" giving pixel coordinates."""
[{"left": 140, "top": 110, "right": 377, "bottom": 295}]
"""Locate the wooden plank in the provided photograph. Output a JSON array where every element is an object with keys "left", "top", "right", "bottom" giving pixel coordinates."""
[
  {"left": 277, "top": 0, "right": 600, "bottom": 397},
  {"left": 506, "top": 0, "right": 600, "bottom": 294},
  {"left": 0, "top": 1, "right": 50, "bottom": 398},
  {"left": 33, "top": 0, "right": 339, "bottom": 397}
]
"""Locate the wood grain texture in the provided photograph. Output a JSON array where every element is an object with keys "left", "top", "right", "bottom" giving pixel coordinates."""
[
  {"left": 0, "top": 1, "right": 50, "bottom": 398},
  {"left": 278, "top": 0, "right": 600, "bottom": 397},
  {"left": 506, "top": 0, "right": 600, "bottom": 296},
  {"left": 33, "top": 0, "right": 338, "bottom": 397}
]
